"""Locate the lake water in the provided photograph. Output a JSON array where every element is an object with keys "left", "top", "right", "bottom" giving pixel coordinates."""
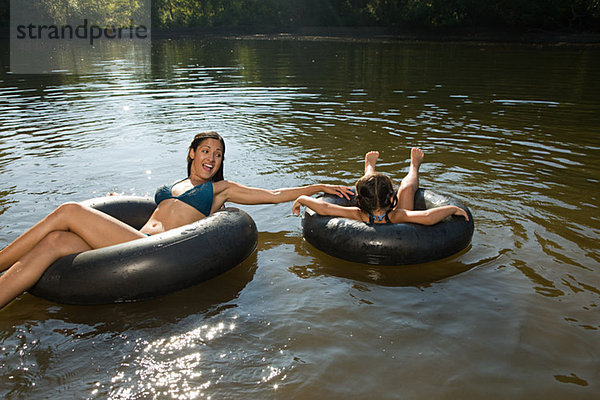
[{"left": 1, "top": 36, "right": 599, "bottom": 399}]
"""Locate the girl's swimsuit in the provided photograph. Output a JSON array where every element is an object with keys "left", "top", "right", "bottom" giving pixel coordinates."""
[
  {"left": 154, "top": 178, "right": 214, "bottom": 216},
  {"left": 368, "top": 210, "right": 392, "bottom": 224}
]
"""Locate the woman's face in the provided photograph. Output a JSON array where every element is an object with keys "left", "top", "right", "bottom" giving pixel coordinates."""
[{"left": 189, "top": 138, "right": 224, "bottom": 180}]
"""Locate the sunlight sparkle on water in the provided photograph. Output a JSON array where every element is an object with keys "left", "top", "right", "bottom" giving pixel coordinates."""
[{"left": 107, "top": 321, "right": 235, "bottom": 399}]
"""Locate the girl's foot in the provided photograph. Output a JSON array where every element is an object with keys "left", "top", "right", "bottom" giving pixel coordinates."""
[
  {"left": 364, "top": 151, "right": 379, "bottom": 175},
  {"left": 410, "top": 147, "right": 424, "bottom": 169}
]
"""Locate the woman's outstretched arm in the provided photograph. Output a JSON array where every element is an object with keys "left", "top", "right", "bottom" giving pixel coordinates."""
[{"left": 213, "top": 181, "right": 352, "bottom": 208}]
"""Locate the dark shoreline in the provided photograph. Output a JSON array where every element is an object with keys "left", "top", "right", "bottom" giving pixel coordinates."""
[
  {"left": 151, "top": 26, "right": 600, "bottom": 45},
  {"left": 1, "top": 26, "right": 599, "bottom": 45}
]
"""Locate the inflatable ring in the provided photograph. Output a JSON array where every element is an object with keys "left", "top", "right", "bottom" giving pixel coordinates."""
[
  {"left": 30, "top": 196, "right": 257, "bottom": 305},
  {"left": 302, "top": 188, "right": 474, "bottom": 265}
]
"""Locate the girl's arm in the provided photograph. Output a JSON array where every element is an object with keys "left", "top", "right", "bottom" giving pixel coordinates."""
[
  {"left": 292, "top": 195, "right": 361, "bottom": 219},
  {"left": 214, "top": 181, "right": 352, "bottom": 207},
  {"left": 391, "top": 206, "right": 469, "bottom": 225}
]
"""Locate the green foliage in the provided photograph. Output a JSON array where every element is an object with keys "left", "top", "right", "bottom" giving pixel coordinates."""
[
  {"left": 152, "top": 0, "right": 349, "bottom": 28},
  {"left": 0, "top": 0, "right": 8, "bottom": 26},
  {"left": 149, "top": 0, "right": 600, "bottom": 31},
  {"left": 347, "top": 0, "right": 600, "bottom": 30},
  {"left": 2, "top": 0, "right": 599, "bottom": 31},
  {"left": 1, "top": 0, "right": 150, "bottom": 28}
]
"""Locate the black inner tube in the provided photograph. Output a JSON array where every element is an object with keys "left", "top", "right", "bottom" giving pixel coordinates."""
[
  {"left": 30, "top": 196, "right": 258, "bottom": 305},
  {"left": 301, "top": 188, "right": 474, "bottom": 265}
]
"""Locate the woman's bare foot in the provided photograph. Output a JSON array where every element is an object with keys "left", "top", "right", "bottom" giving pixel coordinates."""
[
  {"left": 410, "top": 147, "right": 424, "bottom": 169},
  {"left": 364, "top": 151, "right": 379, "bottom": 175}
]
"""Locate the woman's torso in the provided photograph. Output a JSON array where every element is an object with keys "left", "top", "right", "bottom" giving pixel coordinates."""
[{"left": 141, "top": 179, "right": 220, "bottom": 235}]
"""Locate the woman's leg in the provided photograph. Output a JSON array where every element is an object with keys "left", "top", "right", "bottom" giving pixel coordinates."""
[
  {"left": 396, "top": 147, "right": 424, "bottom": 211},
  {"left": 363, "top": 151, "right": 379, "bottom": 177},
  {"left": 0, "top": 202, "right": 147, "bottom": 308},
  {"left": 0, "top": 202, "right": 144, "bottom": 272},
  {"left": 0, "top": 231, "right": 91, "bottom": 308}
]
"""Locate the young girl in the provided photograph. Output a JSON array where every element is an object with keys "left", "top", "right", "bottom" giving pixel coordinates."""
[{"left": 292, "top": 148, "right": 469, "bottom": 225}]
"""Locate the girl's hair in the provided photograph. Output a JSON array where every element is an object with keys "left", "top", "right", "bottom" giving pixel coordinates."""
[
  {"left": 355, "top": 173, "right": 397, "bottom": 214},
  {"left": 187, "top": 131, "right": 226, "bottom": 181}
]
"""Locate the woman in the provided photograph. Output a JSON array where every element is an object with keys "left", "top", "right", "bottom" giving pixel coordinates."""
[
  {"left": 293, "top": 147, "right": 469, "bottom": 224},
  {"left": 0, "top": 131, "right": 352, "bottom": 309}
]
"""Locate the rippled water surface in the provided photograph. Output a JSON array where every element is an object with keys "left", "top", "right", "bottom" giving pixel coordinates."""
[{"left": 1, "top": 37, "right": 599, "bottom": 399}]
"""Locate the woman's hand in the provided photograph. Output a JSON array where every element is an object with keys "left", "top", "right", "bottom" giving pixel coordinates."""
[
  {"left": 454, "top": 207, "right": 469, "bottom": 221},
  {"left": 321, "top": 184, "right": 353, "bottom": 200},
  {"left": 292, "top": 197, "right": 306, "bottom": 216}
]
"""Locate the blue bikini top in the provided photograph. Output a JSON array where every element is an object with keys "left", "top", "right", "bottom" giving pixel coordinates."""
[
  {"left": 154, "top": 178, "right": 213, "bottom": 216},
  {"left": 368, "top": 210, "right": 392, "bottom": 224}
]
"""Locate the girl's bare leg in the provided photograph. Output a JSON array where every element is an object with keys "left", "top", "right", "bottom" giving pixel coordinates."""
[
  {"left": 397, "top": 147, "right": 424, "bottom": 211},
  {"left": 364, "top": 151, "right": 379, "bottom": 176}
]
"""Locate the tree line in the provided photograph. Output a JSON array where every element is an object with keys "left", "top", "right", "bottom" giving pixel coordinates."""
[
  {"left": 151, "top": 0, "right": 599, "bottom": 31},
  {"left": 1, "top": 0, "right": 599, "bottom": 32}
]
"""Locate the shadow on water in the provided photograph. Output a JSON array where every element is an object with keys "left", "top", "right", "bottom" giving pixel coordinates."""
[
  {"left": 0, "top": 250, "right": 258, "bottom": 333},
  {"left": 259, "top": 231, "right": 496, "bottom": 287}
]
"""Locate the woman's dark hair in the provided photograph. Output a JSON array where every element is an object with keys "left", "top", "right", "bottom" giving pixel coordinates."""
[
  {"left": 355, "top": 173, "right": 397, "bottom": 214},
  {"left": 187, "top": 131, "right": 226, "bottom": 181}
]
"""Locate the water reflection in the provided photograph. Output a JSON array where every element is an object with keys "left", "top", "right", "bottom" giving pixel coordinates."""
[
  {"left": 287, "top": 232, "right": 487, "bottom": 286},
  {"left": 0, "top": 254, "right": 258, "bottom": 398},
  {"left": 103, "top": 303, "right": 294, "bottom": 398},
  {"left": 109, "top": 322, "right": 234, "bottom": 399}
]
